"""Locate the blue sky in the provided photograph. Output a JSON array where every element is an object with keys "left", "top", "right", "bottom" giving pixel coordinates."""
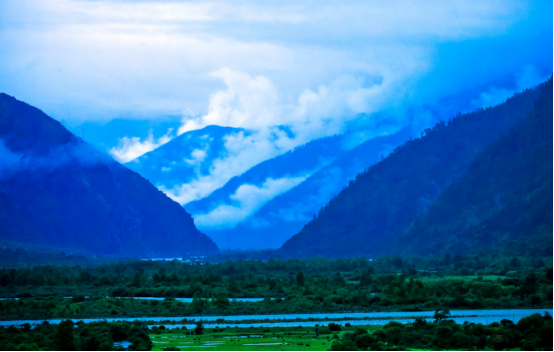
[{"left": 0, "top": 0, "right": 551, "bottom": 166}]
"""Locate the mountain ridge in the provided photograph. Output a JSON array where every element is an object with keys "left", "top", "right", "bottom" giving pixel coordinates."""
[
  {"left": 0, "top": 93, "right": 218, "bottom": 257},
  {"left": 398, "top": 77, "right": 553, "bottom": 256},
  {"left": 277, "top": 81, "right": 547, "bottom": 258}
]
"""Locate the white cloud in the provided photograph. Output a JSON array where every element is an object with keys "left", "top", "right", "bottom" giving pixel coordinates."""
[
  {"left": 109, "top": 130, "right": 173, "bottom": 163},
  {"left": 472, "top": 65, "right": 551, "bottom": 109},
  {"left": 184, "top": 147, "right": 209, "bottom": 165},
  {"left": 162, "top": 126, "right": 297, "bottom": 204},
  {"left": 161, "top": 67, "right": 403, "bottom": 205},
  {"left": 0, "top": 139, "right": 110, "bottom": 180},
  {"left": 179, "top": 68, "right": 282, "bottom": 134},
  {"left": 0, "top": 0, "right": 531, "bottom": 121},
  {"left": 194, "top": 175, "right": 309, "bottom": 228}
]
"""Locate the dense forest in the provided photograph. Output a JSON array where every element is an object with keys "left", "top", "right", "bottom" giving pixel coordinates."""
[
  {"left": 278, "top": 80, "right": 548, "bottom": 258},
  {"left": 398, "top": 77, "right": 553, "bottom": 256},
  {"left": 0, "top": 256, "right": 551, "bottom": 320},
  {"left": 330, "top": 312, "right": 553, "bottom": 351},
  {"left": 0, "top": 320, "right": 152, "bottom": 351}
]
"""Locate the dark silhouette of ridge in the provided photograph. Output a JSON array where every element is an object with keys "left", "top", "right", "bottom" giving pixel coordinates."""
[
  {"left": 0, "top": 93, "right": 218, "bottom": 257},
  {"left": 277, "top": 80, "right": 548, "bottom": 258}
]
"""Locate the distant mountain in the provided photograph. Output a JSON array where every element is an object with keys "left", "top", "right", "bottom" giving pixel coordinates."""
[
  {"left": 200, "top": 127, "right": 413, "bottom": 249},
  {"left": 277, "top": 80, "right": 547, "bottom": 258},
  {"left": 398, "top": 78, "right": 553, "bottom": 256},
  {"left": 0, "top": 93, "right": 218, "bottom": 257},
  {"left": 185, "top": 133, "right": 351, "bottom": 224},
  {"left": 125, "top": 125, "right": 244, "bottom": 201},
  {"left": 67, "top": 116, "right": 182, "bottom": 154}
]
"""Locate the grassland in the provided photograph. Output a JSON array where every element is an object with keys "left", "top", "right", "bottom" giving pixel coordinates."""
[{"left": 150, "top": 325, "right": 378, "bottom": 351}]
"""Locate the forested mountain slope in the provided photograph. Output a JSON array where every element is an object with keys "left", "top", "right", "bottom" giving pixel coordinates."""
[
  {"left": 278, "top": 81, "right": 547, "bottom": 258},
  {"left": 0, "top": 93, "right": 218, "bottom": 257},
  {"left": 398, "top": 78, "right": 553, "bottom": 256}
]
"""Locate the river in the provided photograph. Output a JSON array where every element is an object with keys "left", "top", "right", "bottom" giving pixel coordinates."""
[{"left": 1, "top": 308, "right": 551, "bottom": 328}]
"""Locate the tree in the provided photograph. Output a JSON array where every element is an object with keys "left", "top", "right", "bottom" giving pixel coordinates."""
[
  {"left": 360, "top": 268, "right": 374, "bottom": 286},
  {"left": 53, "top": 320, "right": 75, "bottom": 351},
  {"left": 434, "top": 309, "right": 451, "bottom": 323},
  {"left": 355, "top": 334, "right": 375, "bottom": 350},
  {"left": 194, "top": 321, "right": 204, "bottom": 335},
  {"left": 522, "top": 272, "right": 539, "bottom": 297},
  {"left": 296, "top": 271, "right": 305, "bottom": 287}
]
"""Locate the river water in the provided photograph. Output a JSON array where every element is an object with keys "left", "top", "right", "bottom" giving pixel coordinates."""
[
  {"left": 1, "top": 308, "right": 551, "bottom": 328},
  {"left": 114, "top": 297, "right": 266, "bottom": 303}
]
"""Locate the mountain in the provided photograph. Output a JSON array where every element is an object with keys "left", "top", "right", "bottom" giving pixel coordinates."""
[
  {"left": 184, "top": 133, "right": 353, "bottom": 227},
  {"left": 277, "top": 80, "right": 547, "bottom": 258},
  {"left": 126, "top": 125, "right": 244, "bottom": 194},
  {"left": 199, "top": 127, "right": 413, "bottom": 249},
  {"left": 0, "top": 93, "right": 218, "bottom": 257},
  {"left": 398, "top": 78, "right": 553, "bottom": 256}
]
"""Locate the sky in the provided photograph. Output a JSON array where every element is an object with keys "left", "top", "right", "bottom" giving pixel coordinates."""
[{"left": 0, "top": 0, "right": 552, "bottom": 212}]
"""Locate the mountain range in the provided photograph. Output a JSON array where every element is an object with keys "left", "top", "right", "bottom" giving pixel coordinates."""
[
  {"left": 1, "top": 77, "right": 550, "bottom": 260},
  {"left": 194, "top": 127, "right": 414, "bottom": 249}
]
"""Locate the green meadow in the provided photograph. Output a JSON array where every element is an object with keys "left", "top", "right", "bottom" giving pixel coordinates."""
[{"left": 150, "top": 326, "right": 377, "bottom": 351}]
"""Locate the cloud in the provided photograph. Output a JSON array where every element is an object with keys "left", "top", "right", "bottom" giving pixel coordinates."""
[
  {"left": 193, "top": 175, "right": 309, "bottom": 228},
  {"left": 184, "top": 148, "right": 208, "bottom": 165},
  {"left": 153, "top": 58, "right": 552, "bottom": 208},
  {"left": 109, "top": 130, "right": 173, "bottom": 163},
  {"left": 162, "top": 126, "right": 297, "bottom": 204},
  {"left": 0, "top": 139, "right": 111, "bottom": 180},
  {"left": 160, "top": 69, "right": 393, "bottom": 205},
  {"left": 0, "top": 0, "right": 545, "bottom": 122},
  {"left": 471, "top": 65, "right": 552, "bottom": 108},
  {"left": 178, "top": 68, "right": 281, "bottom": 134},
  {"left": 0, "top": 141, "right": 23, "bottom": 180}
]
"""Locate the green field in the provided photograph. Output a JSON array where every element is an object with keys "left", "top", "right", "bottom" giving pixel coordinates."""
[
  {"left": 150, "top": 326, "right": 378, "bottom": 351},
  {"left": 418, "top": 275, "right": 508, "bottom": 282}
]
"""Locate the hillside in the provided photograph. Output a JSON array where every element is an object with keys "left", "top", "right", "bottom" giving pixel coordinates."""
[
  {"left": 202, "top": 127, "right": 413, "bottom": 249},
  {"left": 126, "top": 125, "right": 243, "bottom": 192},
  {"left": 0, "top": 93, "right": 218, "bottom": 257},
  {"left": 398, "top": 78, "right": 553, "bottom": 256},
  {"left": 278, "top": 81, "right": 547, "bottom": 258}
]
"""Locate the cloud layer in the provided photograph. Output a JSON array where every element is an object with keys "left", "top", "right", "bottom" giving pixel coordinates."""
[{"left": 1, "top": 0, "right": 549, "bottom": 123}]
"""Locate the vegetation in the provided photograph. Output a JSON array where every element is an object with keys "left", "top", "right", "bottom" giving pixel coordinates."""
[
  {"left": 0, "top": 256, "right": 551, "bottom": 320},
  {"left": 330, "top": 312, "right": 553, "bottom": 351},
  {"left": 5, "top": 315, "right": 551, "bottom": 351},
  {"left": 400, "top": 77, "right": 553, "bottom": 256},
  {"left": 0, "top": 320, "right": 151, "bottom": 351},
  {"left": 0, "top": 247, "right": 130, "bottom": 269}
]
